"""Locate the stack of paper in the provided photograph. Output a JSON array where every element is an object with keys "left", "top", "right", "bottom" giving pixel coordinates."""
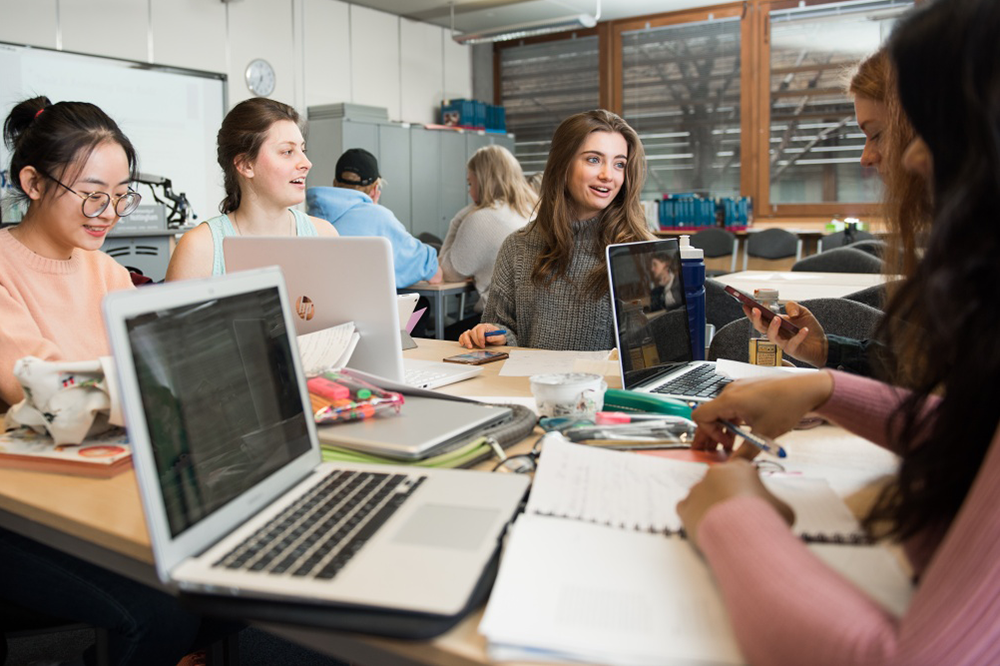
[{"left": 296, "top": 322, "right": 360, "bottom": 376}]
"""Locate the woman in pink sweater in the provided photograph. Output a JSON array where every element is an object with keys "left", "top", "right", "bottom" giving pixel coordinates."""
[
  {"left": 680, "top": 1, "right": 1000, "bottom": 663},
  {"left": 0, "top": 96, "right": 237, "bottom": 665}
]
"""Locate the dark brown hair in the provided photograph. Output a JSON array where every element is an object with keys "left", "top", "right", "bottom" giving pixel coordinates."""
[
  {"left": 3, "top": 96, "right": 138, "bottom": 206},
  {"left": 531, "top": 109, "right": 653, "bottom": 298},
  {"left": 217, "top": 97, "right": 302, "bottom": 214}
]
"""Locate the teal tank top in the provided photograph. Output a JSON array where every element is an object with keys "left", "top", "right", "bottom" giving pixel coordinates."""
[{"left": 203, "top": 209, "right": 317, "bottom": 276}]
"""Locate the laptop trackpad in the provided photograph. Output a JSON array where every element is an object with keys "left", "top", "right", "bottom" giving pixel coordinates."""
[{"left": 392, "top": 505, "right": 499, "bottom": 551}]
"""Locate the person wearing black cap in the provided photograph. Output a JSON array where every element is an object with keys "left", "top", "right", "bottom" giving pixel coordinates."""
[{"left": 306, "top": 148, "right": 442, "bottom": 288}]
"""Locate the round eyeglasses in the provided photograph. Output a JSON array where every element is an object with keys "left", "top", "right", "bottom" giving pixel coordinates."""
[
  {"left": 40, "top": 169, "right": 142, "bottom": 218},
  {"left": 491, "top": 437, "right": 544, "bottom": 475}
]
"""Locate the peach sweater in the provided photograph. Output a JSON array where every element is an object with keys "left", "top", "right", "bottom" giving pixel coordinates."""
[
  {"left": 0, "top": 228, "right": 134, "bottom": 409},
  {"left": 699, "top": 371, "right": 1000, "bottom": 665}
]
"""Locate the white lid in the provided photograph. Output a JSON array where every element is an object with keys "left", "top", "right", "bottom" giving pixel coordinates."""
[{"left": 679, "top": 234, "right": 703, "bottom": 259}]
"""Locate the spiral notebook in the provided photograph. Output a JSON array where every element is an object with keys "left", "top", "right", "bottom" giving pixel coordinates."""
[{"left": 480, "top": 435, "right": 914, "bottom": 665}]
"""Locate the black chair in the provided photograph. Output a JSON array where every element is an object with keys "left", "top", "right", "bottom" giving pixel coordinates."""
[
  {"left": 690, "top": 228, "right": 738, "bottom": 276},
  {"left": 819, "top": 228, "right": 876, "bottom": 252},
  {"left": 791, "top": 247, "right": 884, "bottom": 274},
  {"left": 708, "top": 297, "right": 884, "bottom": 366},
  {"left": 845, "top": 239, "right": 887, "bottom": 258},
  {"left": 742, "top": 228, "right": 802, "bottom": 270},
  {"left": 705, "top": 278, "right": 746, "bottom": 331},
  {"left": 1, "top": 600, "right": 109, "bottom": 666},
  {"left": 416, "top": 232, "right": 442, "bottom": 252}
]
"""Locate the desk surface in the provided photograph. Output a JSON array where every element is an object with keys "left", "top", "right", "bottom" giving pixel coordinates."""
[
  {"left": 714, "top": 270, "right": 895, "bottom": 303},
  {"left": 399, "top": 280, "right": 474, "bottom": 293},
  {"left": 0, "top": 338, "right": 900, "bottom": 666}
]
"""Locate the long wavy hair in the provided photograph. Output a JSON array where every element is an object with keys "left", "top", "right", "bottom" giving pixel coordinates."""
[
  {"left": 863, "top": 0, "right": 1000, "bottom": 542},
  {"left": 529, "top": 109, "right": 653, "bottom": 298},
  {"left": 467, "top": 145, "right": 538, "bottom": 219},
  {"left": 217, "top": 97, "right": 302, "bottom": 214},
  {"left": 848, "top": 49, "right": 931, "bottom": 280}
]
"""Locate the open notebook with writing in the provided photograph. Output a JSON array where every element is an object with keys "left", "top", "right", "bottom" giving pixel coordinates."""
[{"left": 480, "top": 435, "right": 913, "bottom": 665}]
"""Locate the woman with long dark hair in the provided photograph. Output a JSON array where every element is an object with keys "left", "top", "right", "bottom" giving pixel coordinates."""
[
  {"left": 679, "top": 0, "right": 1000, "bottom": 662},
  {"left": 458, "top": 109, "right": 653, "bottom": 350}
]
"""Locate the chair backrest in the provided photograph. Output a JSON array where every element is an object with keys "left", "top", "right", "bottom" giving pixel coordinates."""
[
  {"left": 708, "top": 297, "right": 884, "bottom": 367},
  {"left": 743, "top": 228, "right": 801, "bottom": 270},
  {"left": 845, "top": 239, "right": 887, "bottom": 258},
  {"left": 691, "top": 228, "right": 737, "bottom": 273},
  {"left": 791, "top": 247, "right": 884, "bottom": 274},
  {"left": 819, "top": 228, "right": 876, "bottom": 252},
  {"left": 417, "top": 232, "right": 442, "bottom": 252},
  {"left": 705, "top": 278, "right": 746, "bottom": 330}
]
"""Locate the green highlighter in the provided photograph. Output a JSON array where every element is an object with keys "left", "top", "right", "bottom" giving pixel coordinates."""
[{"left": 601, "top": 388, "right": 693, "bottom": 420}]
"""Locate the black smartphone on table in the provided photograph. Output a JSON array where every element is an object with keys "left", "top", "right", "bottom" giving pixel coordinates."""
[{"left": 443, "top": 350, "right": 510, "bottom": 365}]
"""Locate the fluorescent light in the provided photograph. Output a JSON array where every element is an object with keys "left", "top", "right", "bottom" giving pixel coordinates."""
[{"left": 452, "top": 14, "right": 597, "bottom": 45}]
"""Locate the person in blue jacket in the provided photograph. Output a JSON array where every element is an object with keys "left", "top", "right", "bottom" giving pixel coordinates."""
[{"left": 307, "top": 148, "right": 442, "bottom": 287}]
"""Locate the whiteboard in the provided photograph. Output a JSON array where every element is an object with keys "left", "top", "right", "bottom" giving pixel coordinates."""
[{"left": 0, "top": 42, "right": 227, "bottom": 224}]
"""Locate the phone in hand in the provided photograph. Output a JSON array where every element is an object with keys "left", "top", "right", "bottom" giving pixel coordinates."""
[
  {"left": 723, "top": 285, "right": 801, "bottom": 336},
  {"left": 443, "top": 350, "right": 510, "bottom": 365}
]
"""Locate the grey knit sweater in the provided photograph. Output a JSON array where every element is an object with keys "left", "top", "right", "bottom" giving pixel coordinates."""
[{"left": 482, "top": 216, "right": 614, "bottom": 351}]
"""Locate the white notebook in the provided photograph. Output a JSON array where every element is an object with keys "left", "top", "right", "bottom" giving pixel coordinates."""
[{"left": 480, "top": 435, "right": 914, "bottom": 666}]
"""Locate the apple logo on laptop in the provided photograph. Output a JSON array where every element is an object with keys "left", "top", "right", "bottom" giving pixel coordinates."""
[{"left": 295, "top": 295, "right": 314, "bottom": 321}]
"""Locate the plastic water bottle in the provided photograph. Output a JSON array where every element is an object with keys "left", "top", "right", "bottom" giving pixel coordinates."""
[{"left": 679, "top": 235, "right": 706, "bottom": 360}]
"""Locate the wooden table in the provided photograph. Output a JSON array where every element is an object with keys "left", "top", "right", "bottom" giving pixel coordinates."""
[
  {"left": 0, "top": 339, "right": 900, "bottom": 665},
  {"left": 398, "top": 280, "right": 476, "bottom": 340},
  {"left": 713, "top": 270, "right": 896, "bottom": 304}
]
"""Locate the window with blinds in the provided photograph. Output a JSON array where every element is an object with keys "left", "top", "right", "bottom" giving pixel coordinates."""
[
  {"left": 499, "top": 36, "right": 600, "bottom": 177},
  {"left": 768, "top": 0, "right": 913, "bottom": 205},
  {"left": 621, "top": 17, "right": 741, "bottom": 199}
]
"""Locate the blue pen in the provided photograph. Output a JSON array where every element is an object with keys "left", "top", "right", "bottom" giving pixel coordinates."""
[
  {"left": 718, "top": 420, "right": 787, "bottom": 458},
  {"left": 484, "top": 329, "right": 507, "bottom": 338}
]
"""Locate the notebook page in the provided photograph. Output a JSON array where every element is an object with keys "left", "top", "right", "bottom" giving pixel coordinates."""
[
  {"left": 480, "top": 514, "right": 745, "bottom": 666},
  {"left": 527, "top": 434, "right": 707, "bottom": 533},
  {"left": 530, "top": 434, "right": 866, "bottom": 539}
]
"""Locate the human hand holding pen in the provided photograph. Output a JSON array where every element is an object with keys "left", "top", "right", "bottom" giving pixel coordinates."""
[
  {"left": 690, "top": 372, "right": 834, "bottom": 456},
  {"left": 458, "top": 324, "right": 506, "bottom": 349}
]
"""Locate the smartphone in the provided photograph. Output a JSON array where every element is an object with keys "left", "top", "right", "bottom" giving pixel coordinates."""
[
  {"left": 723, "top": 285, "right": 801, "bottom": 336},
  {"left": 443, "top": 350, "right": 510, "bottom": 365}
]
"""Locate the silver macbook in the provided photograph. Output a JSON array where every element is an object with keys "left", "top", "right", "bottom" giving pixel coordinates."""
[
  {"left": 223, "top": 236, "right": 482, "bottom": 390},
  {"left": 103, "top": 267, "right": 529, "bottom": 616},
  {"left": 607, "top": 238, "right": 730, "bottom": 403},
  {"left": 317, "top": 394, "right": 510, "bottom": 461}
]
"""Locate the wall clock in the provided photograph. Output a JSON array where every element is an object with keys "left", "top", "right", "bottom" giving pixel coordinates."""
[{"left": 245, "top": 58, "right": 275, "bottom": 97}]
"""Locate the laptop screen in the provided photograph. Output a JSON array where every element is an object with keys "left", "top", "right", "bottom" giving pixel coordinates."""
[
  {"left": 124, "top": 286, "right": 312, "bottom": 538},
  {"left": 607, "top": 239, "right": 694, "bottom": 388}
]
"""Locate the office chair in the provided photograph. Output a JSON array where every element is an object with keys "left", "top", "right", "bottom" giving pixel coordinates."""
[
  {"left": 704, "top": 278, "right": 746, "bottom": 331},
  {"left": 1, "top": 600, "right": 109, "bottom": 666},
  {"left": 845, "top": 239, "right": 887, "bottom": 258},
  {"left": 690, "top": 228, "right": 738, "bottom": 276},
  {"left": 791, "top": 247, "right": 884, "bottom": 274},
  {"left": 742, "top": 228, "right": 802, "bottom": 271},
  {"left": 708, "top": 297, "right": 884, "bottom": 366},
  {"left": 818, "top": 228, "right": 876, "bottom": 252},
  {"left": 416, "top": 232, "right": 442, "bottom": 252}
]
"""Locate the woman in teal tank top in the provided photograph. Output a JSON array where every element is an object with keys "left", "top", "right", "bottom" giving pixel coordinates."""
[{"left": 165, "top": 98, "right": 337, "bottom": 280}]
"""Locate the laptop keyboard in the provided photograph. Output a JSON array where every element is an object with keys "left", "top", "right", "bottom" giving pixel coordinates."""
[
  {"left": 404, "top": 366, "right": 450, "bottom": 387},
  {"left": 652, "top": 364, "right": 731, "bottom": 399},
  {"left": 214, "top": 470, "right": 425, "bottom": 580}
]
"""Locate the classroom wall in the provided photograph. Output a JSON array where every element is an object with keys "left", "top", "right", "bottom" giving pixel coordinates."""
[{"left": 0, "top": 0, "right": 472, "bottom": 124}]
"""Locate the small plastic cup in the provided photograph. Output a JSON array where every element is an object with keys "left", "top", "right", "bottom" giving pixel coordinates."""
[{"left": 529, "top": 373, "right": 607, "bottom": 418}]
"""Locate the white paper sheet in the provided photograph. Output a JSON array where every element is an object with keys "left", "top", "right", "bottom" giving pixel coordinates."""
[
  {"left": 499, "top": 349, "right": 615, "bottom": 377},
  {"left": 296, "top": 322, "right": 358, "bottom": 376},
  {"left": 715, "top": 358, "right": 818, "bottom": 380}
]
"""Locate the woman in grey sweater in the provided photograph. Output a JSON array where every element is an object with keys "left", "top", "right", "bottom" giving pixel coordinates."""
[
  {"left": 439, "top": 145, "right": 537, "bottom": 339},
  {"left": 458, "top": 109, "right": 654, "bottom": 351}
]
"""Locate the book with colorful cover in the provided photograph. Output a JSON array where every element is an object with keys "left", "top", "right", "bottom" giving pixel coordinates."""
[{"left": 0, "top": 427, "right": 131, "bottom": 478}]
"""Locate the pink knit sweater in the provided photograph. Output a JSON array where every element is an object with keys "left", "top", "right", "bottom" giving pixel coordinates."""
[
  {"left": 698, "top": 371, "right": 1000, "bottom": 665},
  {"left": 0, "top": 228, "right": 135, "bottom": 408}
]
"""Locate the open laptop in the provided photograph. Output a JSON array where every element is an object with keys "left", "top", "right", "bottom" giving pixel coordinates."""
[
  {"left": 103, "top": 267, "right": 529, "bottom": 621},
  {"left": 223, "top": 236, "right": 482, "bottom": 390},
  {"left": 606, "top": 238, "right": 730, "bottom": 403}
]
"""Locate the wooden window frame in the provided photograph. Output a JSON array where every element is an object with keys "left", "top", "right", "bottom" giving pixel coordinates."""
[{"left": 492, "top": 0, "right": 887, "bottom": 221}]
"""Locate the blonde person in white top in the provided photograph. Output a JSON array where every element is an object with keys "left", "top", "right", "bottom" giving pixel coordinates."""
[{"left": 439, "top": 145, "right": 536, "bottom": 339}]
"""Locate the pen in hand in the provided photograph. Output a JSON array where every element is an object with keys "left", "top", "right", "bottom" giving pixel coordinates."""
[
  {"left": 484, "top": 329, "right": 507, "bottom": 338},
  {"left": 718, "top": 420, "right": 787, "bottom": 458}
]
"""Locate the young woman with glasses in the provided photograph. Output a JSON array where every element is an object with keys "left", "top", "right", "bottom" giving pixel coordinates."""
[
  {"left": 0, "top": 95, "right": 238, "bottom": 666},
  {"left": 0, "top": 96, "right": 142, "bottom": 409}
]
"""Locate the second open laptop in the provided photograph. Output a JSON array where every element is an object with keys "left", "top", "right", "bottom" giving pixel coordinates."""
[
  {"left": 606, "top": 238, "right": 730, "bottom": 403},
  {"left": 103, "top": 267, "right": 529, "bottom": 623},
  {"left": 223, "top": 236, "right": 481, "bottom": 390}
]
